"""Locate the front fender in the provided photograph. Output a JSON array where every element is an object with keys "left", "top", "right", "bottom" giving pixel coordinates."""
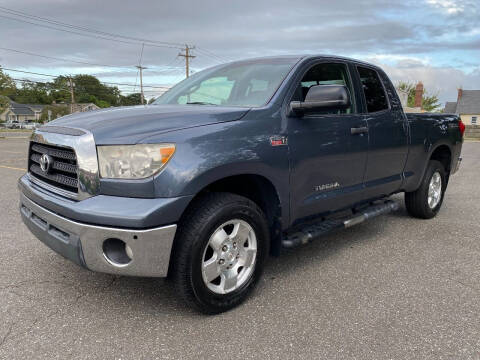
[{"left": 145, "top": 110, "right": 290, "bottom": 218}]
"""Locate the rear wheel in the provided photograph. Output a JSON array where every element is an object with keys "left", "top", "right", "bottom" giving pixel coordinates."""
[
  {"left": 170, "top": 192, "right": 269, "bottom": 314},
  {"left": 405, "top": 160, "right": 447, "bottom": 219}
]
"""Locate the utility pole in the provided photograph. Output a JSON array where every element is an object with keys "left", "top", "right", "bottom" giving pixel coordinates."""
[
  {"left": 68, "top": 76, "right": 75, "bottom": 114},
  {"left": 135, "top": 65, "right": 147, "bottom": 104},
  {"left": 178, "top": 45, "right": 196, "bottom": 78}
]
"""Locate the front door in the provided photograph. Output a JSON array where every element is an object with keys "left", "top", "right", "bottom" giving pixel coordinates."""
[{"left": 288, "top": 62, "right": 369, "bottom": 224}]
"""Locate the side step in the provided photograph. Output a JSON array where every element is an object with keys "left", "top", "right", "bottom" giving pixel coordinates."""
[{"left": 282, "top": 200, "right": 399, "bottom": 248}]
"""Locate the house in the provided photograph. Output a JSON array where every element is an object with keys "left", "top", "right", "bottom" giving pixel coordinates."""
[
  {"left": 0, "top": 101, "right": 44, "bottom": 124},
  {"left": 395, "top": 82, "right": 423, "bottom": 113},
  {"left": 70, "top": 103, "right": 100, "bottom": 113},
  {"left": 443, "top": 89, "right": 480, "bottom": 126}
]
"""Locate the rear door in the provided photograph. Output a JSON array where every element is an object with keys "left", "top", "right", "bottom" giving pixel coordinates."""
[
  {"left": 355, "top": 65, "right": 408, "bottom": 198},
  {"left": 287, "top": 61, "right": 369, "bottom": 223}
]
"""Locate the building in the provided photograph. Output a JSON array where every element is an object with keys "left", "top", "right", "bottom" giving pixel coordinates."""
[
  {"left": 70, "top": 102, "right": 100, "bottom": 113},
  {"left": 443, "top": 89, "right": 480, "bottom": 125},
  {"left": 0, "top": 101, "right": 43, "bottom": 123},
  {"left": 1, "top": 100, "right": 101, "bottom": 124},
  {"left": 395, "top": 82, "right": 422, "bottom": 113}
]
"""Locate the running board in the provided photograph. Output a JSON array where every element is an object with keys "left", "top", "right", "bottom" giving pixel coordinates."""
[{"left": 282, "top": 200, "right": 399, "bottom": 248}]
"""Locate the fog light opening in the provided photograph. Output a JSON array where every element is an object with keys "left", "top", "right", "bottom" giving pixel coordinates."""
[{"left": 102, "top": 238, "right": 132, "bottom": 267}]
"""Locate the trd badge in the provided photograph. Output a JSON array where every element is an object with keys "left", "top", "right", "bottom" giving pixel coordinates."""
[{"left": 270, "top": 136, "right": 288, "bottom": 146}]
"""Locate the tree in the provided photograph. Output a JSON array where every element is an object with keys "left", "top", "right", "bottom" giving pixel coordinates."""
[
  {"left": 40, "top": 105, "right": 69, "bottom": 123},
  {"left": 0, "top": 69, "right": 143, "bottom": 111},
  {"left": 12, "top": 81, "right": 53, "bottom": 104},
  {"left": 0, "top": 70, "right": 15, "bottom": 114},
  {"left": 0, "top": 95, "right": 9, "bottom": 117},
  {"left": 119, "top": 93, "right": 142, "bottom": 106},
  {"left": 396, "top": 81, "right": 441, "bottom": 112}
]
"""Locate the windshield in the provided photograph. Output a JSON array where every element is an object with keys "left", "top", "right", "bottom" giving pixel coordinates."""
[{"left": 153, "top": 58, "right": 298, "bottom": 107}]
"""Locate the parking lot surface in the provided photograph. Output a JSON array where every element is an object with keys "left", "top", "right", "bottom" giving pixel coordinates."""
[{"left": 0, "top": 134, "right": 479, "bottom": 359}]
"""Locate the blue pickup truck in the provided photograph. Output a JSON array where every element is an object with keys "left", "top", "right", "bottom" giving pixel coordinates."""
[{"left": 19, "top": 55, "right": 464, "bottom": 313}]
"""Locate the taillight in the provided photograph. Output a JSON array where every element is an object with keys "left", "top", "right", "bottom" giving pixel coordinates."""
[{"left": 459, "top": 119, "right": 465, "bottom": 136}]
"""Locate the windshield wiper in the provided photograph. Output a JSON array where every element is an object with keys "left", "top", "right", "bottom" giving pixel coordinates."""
[{"left": 186, "top": 101, "right": 217, "bottom": 106}]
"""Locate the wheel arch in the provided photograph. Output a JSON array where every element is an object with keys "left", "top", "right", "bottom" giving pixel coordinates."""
[
  {"left": 179, "top": 173, "right": 284, "bottom": 256},
  {"left": 429, "top": 144, "right": 452, "bottom": 174}
]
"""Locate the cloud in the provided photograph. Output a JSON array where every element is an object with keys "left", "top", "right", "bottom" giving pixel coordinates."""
[
  {"left": 426, "top": 0, "right": 465, "bottom": 14},
  {"left": 369, "top": 59, "right": 480, "bottom": 103},
  {"left": 0, "top": 0, "right": 477, "bottom": 103}
]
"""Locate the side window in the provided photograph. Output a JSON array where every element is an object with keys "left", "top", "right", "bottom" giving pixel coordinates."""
[
  {"left": 295, "top": 63, "right": 354, "bottom": 114},
  {"left": 357, "top": 66, "right": 389, "bottom": 112}
]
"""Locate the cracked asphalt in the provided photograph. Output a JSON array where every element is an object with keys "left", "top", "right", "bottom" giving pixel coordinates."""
[{"left": 0, "top": 133, "right": 479, "bottom": 359}]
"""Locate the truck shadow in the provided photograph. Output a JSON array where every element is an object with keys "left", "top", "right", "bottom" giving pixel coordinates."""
[{"left": 49, "top": 210, "right": 407, "bottom": 316}]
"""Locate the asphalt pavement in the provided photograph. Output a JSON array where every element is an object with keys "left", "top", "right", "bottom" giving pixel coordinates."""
[{"left": 0, "top": 134, "right": 479, "bottom": 359}]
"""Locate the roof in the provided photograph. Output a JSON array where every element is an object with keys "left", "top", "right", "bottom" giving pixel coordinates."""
[
  {"left": 6, "top": 101, "right": 44, "bottom": 116},
  {"left": 457, "top": 90, "right": 480, "bottom": 114},
  {"left": 444, "top": 102, "right": 457, "bottom": 113},
  {"left": 25, "top": 104, "right": 44, "bottom": 111},
  {"left": 8, "top": 102, "right": 35, "bottom": 116}
]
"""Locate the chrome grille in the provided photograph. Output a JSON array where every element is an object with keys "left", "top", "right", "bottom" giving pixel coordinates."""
[{"left": 28, "top": 141, "right": 78, "bottom": 194}]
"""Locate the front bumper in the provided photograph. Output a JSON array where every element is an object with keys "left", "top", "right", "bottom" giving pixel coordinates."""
[{"left": 20, "top": 193, "right": 177, "bottom": 277}]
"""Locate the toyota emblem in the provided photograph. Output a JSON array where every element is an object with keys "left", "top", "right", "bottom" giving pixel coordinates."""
[{"left": 39, "top": 154, "right": 52, "bottom": 173}]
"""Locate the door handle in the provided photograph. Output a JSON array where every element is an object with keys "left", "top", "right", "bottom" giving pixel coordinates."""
[{"left": 351, "top": 126, "right": 368, "bottom": 135}]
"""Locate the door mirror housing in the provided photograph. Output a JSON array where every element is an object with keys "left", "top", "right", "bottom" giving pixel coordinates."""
[{"left": 290, "top": 85, "right": 351, "bottom": 116}]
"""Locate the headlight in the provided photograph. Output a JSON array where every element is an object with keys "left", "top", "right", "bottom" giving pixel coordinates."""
[{"left": 97, "top": 144, "right": 175, "bottom": 179}]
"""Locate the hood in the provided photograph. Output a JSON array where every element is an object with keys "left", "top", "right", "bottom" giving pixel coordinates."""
[{"left": 48, "top": 104, "right": 250, "bottom": 144}]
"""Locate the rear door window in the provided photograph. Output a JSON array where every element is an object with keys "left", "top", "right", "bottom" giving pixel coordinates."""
[{"left": 357, "top": 66, "right": 389, "bottom": 113}]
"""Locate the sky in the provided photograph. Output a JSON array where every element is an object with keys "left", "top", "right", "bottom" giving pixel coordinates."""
[{"left": 0, "top": 0, "right": 479, "bottom": 105}]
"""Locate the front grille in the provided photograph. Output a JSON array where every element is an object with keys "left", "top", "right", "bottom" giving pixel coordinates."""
[{"left": 28, "top": 142, "right": 78, "bottom": 194}]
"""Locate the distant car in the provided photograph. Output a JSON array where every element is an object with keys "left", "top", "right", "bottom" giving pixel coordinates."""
[
  {"left": 21, "top": 121, "right": 39, "bottom": 130},
  {"left": 6, "top": 121, "right": 20, "bottom": 129}
]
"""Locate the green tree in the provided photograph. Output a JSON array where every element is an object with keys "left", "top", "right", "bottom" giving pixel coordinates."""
[
  {"left": 40, "top": 105, "right": 69, "bottom": 123},
  {"left": 0, "top": 95, "right": 9, "bottom": 118},
  {"left": 13, "top": 81, "right": 53, "bottom": 104},
  {"left": 397, "top": 81, "right": 441, "bottom": 112},
  {"left": 0, "top": 70, "right": 16, "bottom": 115},
  {"left": 119, "top": 93, "right": 142, "bottom": 106},
  {"left": 72, "top": 74, "right": 121, "bottom": 107}
]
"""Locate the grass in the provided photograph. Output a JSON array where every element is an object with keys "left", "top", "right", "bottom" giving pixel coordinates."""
[{"left": 0, "top": 129, "right": 33, "bottom": 132}]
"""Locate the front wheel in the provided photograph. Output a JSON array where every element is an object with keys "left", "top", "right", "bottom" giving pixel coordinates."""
[
  {"left": 170, "top": 192, "right": 269, "bottom": 314},
  {"left": 405, "top": 160, "right": 447, "bottom": 219}
]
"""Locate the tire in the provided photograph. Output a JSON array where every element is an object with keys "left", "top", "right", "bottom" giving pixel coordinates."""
[
  {"left": 170, "top": 192, "right": 269, "bottom": 314},
  {"left": 405, "top": 160, "right": 447, "bottom": 219}
]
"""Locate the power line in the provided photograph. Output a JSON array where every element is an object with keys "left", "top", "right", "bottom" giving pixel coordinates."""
[
  {"left": 0, "top": 6, "right": 229, "bottom": 66},
  {"left": 1, "top": 67, "right": 171, "bottom": 89},
  {"left": 0, "top": 14, "right": 181, "bottom": 50},
  {"left": 0, "top": 46, "right": 135, "bottom": 69},
  {"left": 0, "top": 6, "right": 184, "bottom": 49},
  {"left": 195, "top": 47, "right": 231, "bottom": 63}
]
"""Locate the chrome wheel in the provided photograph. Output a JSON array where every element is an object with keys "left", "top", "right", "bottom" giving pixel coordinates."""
[
  {"left": 201, "top": 219, "right": 257, "bottom": 295},
  {"left": 428, "top": 171, "right": 442, "bottom": 209}
]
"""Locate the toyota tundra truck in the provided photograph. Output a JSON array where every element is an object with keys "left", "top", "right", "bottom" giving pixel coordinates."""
[{"left": 19, "top": 55, "right": 464, "bottom": 313}]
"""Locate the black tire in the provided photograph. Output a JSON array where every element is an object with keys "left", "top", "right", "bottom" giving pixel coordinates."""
[
  {"left": 170, "top": 192, "right": 269, "bottom": 314},
  {"left": 405, "top": 160, "right": 447, "bottom": 219}
]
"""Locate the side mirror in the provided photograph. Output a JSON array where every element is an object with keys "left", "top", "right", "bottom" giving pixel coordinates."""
[{"left": 290, "top": 85, "right": 351, "bottom": 116}]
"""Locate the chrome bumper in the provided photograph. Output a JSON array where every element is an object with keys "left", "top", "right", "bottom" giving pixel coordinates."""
[{"left": 20, "top": 193, "right": 177, "bottom": 277}]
